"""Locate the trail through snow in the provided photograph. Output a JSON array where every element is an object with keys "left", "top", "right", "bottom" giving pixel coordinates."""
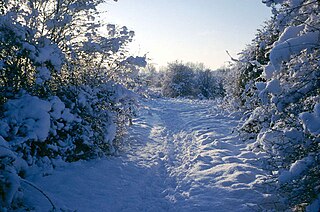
[{"left": 26, "top": 98, "right": 270, "bottom": 211}]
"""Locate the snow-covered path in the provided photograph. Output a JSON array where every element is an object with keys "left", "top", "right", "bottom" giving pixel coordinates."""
[{"left": 26, "top": 98, "right": 268, "bottom": 211}]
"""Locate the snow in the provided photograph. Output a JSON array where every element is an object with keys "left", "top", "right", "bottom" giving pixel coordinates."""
[
  {"left": 300, "top": 103, "right": 320, "bottom": 136},
  {"left": 0, "top": 136, "right": 13, "bottom": 158},
  {"left": 283, "top": 128, "right": 303, "bottom": 144},
  {"left": 105, "top": 123, "right": 117, "bottom": 154},
  {"left": 279, "top": 156, "right": 314, "bottom": 184},
  {"left": 275, "top": 25, "right": 305, "bottom": 46},
  {"left": 35, "top": 40, "right": 63, "bottom": 72},
  {"left": 258, "top": 78, "right": 281, "bottom": 105},
  {"left": 307, "top": 195, "right": 320, "bottom": 212},
  {"left": 0, "top": 135, "right": 27, "bottom": 209},
  {"left": 36, "top": 67, "right": 51, "bottom": 84},
  {"left": 49, "top": 96, "right": 66, "bottom": 120},
  {"left": 289, "top": 0, "right": 304, "bottom": 7},
  {"left": 264, "top": 62, "right": 275, "bottom": 79},
  {"left": 264, "top": 23, "right": 319, "bottom": 79},
  {"left": 0, "top": 120, "right": 9, "bottom": 137},
  {"left": 4, "top": 95, "right": 51, "bottom": 142},
  {"left": 61, "top": 108, "right": 76, "bottom": 123},
  {"left": 266, "top": 79, "right": 281, "bottom": 94},
  {"left": 25, "top": 98, "right": 270, "bottom": 211},
  {"left": 255, "top": 82, "right": 266, "bottom": 91},
  {"left": 263, "top": 0, "right": 285, "bottom": 7},
  {"left": 120, "top": 56, "right": 147, "bottom": 67},
  {"left": 269, "top": 30, "right": 319, "bottom": 70}
]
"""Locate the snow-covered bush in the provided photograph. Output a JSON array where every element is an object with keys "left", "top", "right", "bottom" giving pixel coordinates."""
[
  {"left": 55, "top": 83, "right": 136, "bottom": 160},
  {"left": 0, "top": 136, "right": 27, "bottom": 210},
  {"left": 161, "top": 61, "right": 225, "bottom": 99},
  {"left": 0, "top": 86, "right": 135, "bottom": 163},
  {"left": 223, "top": 19, "right": 279, "bottom": 111},
  {"left": 0, "top": 14, "right": 64, "bottom": 104},
  {"left": 197, "top": 69, "right": 225, "bottom": 99},
  {"left": 137, "top": 64, "right": 165, "bottom": 97},
  {"left": 162, "top": 61, "right": 197, "bottom": 98},
  {"left": 231, "top": 0, "right": 320, "bottom": 210},
  {"left": 0, "top": 0, "right": 145, "bottom": 209}
]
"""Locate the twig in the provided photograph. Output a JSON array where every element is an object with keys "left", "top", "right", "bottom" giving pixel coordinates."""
[
  {"left": 225, "top": 50, "right": 239, "bottom": 62},
  {"left": 20, "top": 178, "right": 57, "bottom": 211},
  {"left": 1, "top": 167, "right": 57, "bottom": 211}
]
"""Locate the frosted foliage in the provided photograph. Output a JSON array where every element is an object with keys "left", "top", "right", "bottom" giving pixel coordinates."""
[
  {"left": 0, "top": 120, "right": 9, "bottom": 137},
  {"left": 0, "top": 136, "right": 26, "bottom": 208},
  {"left": 49, "top": 96, "right": 66, "bottom": 120},
  {"left": 255, "top": 82, "right": 266, "bottom": 91},
  {"left": 36, "top": 41, "right": 63, "bottom": 72},
  {"left": 233, "top": 0, "right": 320, "bottom": 210},
  {"left": 300, "top": 103, "right": 320, "bottom": 136},
  {"left": 0, "top": 0, "right": 141, "bottom": 210},
  {"left": 275, "top": 25, "right": 305, "bottom": 45},
  {"left": 120, "top": 56, "right": 147, "bottom": 67},
  {"left": 267, "top": 79, "right": 281, "bottom": 94},
  {"left": 268, "top": 30, "right": 319, "bottom": 71},
  {"left": 4, "top": 95, "right": 51, "bottom": 142},
  {"left": 36, "top": 67, "right": 51, "bottom": 84},
  {"left": 0, "top": 135, "right": 13, "bottom": 158},
  {"left": 279, "top": 156, "right": 314, "bottom": 184},
  {"left": 307, "top": 196, "right": 320, "bottom": 212}
]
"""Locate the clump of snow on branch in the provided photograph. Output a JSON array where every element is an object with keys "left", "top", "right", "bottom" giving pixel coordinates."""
[{"left": 300, "top": 103, "right": 320, "bottom": 136}]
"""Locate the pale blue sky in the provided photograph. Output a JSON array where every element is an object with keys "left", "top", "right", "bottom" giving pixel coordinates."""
[{"left": 101, "top": 0, "right": 271, "bottom": 69}]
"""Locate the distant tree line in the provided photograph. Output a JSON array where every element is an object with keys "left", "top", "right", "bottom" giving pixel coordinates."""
[{"left": 140, "top": 61, "right": 226, "bottom": 100}]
